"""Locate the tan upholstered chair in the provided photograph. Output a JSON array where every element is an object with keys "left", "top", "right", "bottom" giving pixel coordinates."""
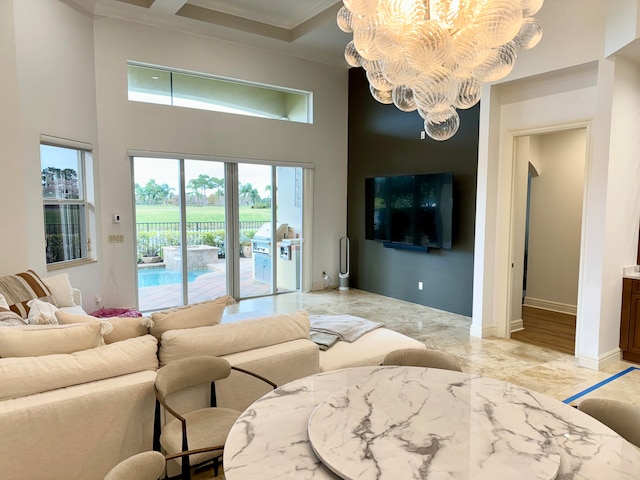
[
  {"left": 382, "top": 348, "right": 463, "bottom": 372},
  {"left": 155, "top": 355, "right": 276, "bottom": 479},
  {"left": 578, "top": 398, "right": 640, "bottom": 448},
  {"left": 104, "top": 451, "right": 166, "bottom": 480}
]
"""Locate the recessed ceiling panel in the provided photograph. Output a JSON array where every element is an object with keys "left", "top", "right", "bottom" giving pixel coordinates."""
[{"left": 187, "top": 0, "right": 339, "bottom": 29}]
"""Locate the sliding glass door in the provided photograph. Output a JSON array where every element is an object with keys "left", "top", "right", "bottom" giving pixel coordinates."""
[
  {"left": 134, "top": 157, "right": 227, "bottom": 311},
  {"left": 236, "top": 164, "right": 303, "bottom": 299},
  {"left": 134, "top": 156, "right": 303, "bottom": 311}
]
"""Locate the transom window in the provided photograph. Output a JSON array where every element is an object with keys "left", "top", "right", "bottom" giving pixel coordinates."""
[
  {"left": 127, "top": 63, "right": 313, "bottom": 124},
  {"left": 41, "top": 139, "right": 94, "bottom": 266}
]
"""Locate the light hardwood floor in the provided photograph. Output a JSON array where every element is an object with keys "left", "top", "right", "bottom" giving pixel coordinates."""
[{"left": 511, "top": 305, "right": 576, "bottom": 354}]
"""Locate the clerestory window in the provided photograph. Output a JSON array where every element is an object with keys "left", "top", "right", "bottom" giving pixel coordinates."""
[{"left": 127, "top": 62, "right": 313, "bottom": 124}]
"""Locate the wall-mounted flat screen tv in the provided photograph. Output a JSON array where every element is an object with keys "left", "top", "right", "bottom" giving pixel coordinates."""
[{"left": 365, "top": 172, "right": 453, "bottom": 250}]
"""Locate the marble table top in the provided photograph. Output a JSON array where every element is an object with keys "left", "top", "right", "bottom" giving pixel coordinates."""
[{"left": 223, "top": 366, "right": 640, "bottom": 480}]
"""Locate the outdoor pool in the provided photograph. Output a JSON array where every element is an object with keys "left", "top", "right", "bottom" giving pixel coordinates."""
[{"left": 137, "top": 268, "right": 212, "bottom": 287}]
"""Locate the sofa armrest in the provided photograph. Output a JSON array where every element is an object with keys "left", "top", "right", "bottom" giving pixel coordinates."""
[{"left": 71, "top": 288, "right": 82, "bottom": 307}]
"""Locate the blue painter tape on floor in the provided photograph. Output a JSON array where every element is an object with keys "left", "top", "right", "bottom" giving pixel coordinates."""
[{"left": 562, "top": 366, "right": 639, "bottom": 404}]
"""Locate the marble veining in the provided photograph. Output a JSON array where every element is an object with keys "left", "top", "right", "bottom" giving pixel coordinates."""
[
  {"left": 224, "top": 366, "right": 640, "bottom": 480},
  {"left": 308, "top": 367, "right": 561, "bottom": 480}
]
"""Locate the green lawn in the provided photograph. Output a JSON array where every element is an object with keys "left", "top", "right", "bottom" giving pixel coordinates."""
[{"left": 135, "top": 205, "right": 271, "bottom": 223}]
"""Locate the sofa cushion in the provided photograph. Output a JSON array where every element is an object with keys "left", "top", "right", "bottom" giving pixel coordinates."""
[
  {"left": 0, "top": 335, "right": 158, "bottom": 400},
  {"left": 56, "top": 311, "right": 152, "bottom": 344},
  {"left": 42, "top": 272, "right": 76, "bottom": 307},
  {"left": 150, "top": 295, "right": 234, "bottom": 340},
  {"left": 159, "top": 311, "right": 310, "bottom": 366},
  {"left": 0, "top": 270, "right": 56, "bottom": 318},
  {"left": 319, "top": 327, "right": 426, "bottom": 372},
  {"left": 0, "top": 322, "right": 106, "bottom": 358}
]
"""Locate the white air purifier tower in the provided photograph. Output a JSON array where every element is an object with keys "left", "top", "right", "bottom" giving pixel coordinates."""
[{"left": 339, "top": 236, "right": 350, "bottom": 291}]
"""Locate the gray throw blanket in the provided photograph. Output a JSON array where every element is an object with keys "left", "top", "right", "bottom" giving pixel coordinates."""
[{"left": 309, "top": 314, "right": 383, "bottom": 350}]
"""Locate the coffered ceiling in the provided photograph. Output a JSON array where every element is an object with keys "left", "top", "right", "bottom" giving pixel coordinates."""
[{"left": 71, "top": 0, "right": 351, "bottom": 67}]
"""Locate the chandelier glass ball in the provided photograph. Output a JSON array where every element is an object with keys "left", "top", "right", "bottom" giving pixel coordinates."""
[{"left": 339, "top": 0, "right": 544, "bottom": 141}]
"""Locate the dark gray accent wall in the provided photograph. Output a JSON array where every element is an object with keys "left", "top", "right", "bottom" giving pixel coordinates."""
[{"left": 347, "top": 68, "right": 479, "bottom": 316}]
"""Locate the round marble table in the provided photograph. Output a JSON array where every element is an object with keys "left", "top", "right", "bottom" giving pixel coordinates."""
[{"left": 223, "top": 366, "right": 640, "bottom": 479}]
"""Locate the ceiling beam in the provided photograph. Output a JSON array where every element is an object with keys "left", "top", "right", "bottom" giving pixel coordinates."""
[{"left": 149, "top": 0, "right": 188, "bottom": 15}]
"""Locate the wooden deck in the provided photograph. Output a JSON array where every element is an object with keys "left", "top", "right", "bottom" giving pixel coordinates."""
[{"left": 137, "top": 257, "right": 286, "bottom": 312}]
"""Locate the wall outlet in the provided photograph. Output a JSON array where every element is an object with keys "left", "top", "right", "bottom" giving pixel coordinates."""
[
  {"left": 95, "top": 295, "right": 102, "bottom": 305},
  {"left": 418, "top": 281, "right": 423, "bottom": 290}
]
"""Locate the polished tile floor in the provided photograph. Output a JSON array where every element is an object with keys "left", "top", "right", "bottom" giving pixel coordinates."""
[{"left": 194, "top": 287, "right": 640, "bottom": 479}]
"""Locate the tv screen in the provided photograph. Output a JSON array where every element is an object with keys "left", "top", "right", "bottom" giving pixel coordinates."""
[{"left": 365, "top": 173, "right": 453, "bottom": 249}]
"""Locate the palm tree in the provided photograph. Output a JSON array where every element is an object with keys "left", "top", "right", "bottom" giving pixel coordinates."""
[
  {"left": 239, "top": 182, "right": 255, "bottom": 206},
  {"left": 143, "top": 179, "right": 173, "bottom": 205},
  {"left": 208, "top": 176, "right": 225, "bottom": 206},
  {"left": 188, "top": 174, "right": 217, "bottom": 205},
  {"left": 134, "top": 183, "right": 145, "bottom": 204}
]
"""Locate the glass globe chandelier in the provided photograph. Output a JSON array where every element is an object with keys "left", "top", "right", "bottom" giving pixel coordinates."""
[{"left": 338, "top": 0, "right": 544, "bottom": 141}]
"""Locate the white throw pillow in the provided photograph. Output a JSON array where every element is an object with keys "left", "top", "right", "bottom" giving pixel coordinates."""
[
  {"left": 26, "top": 298, "right": 59, "bottom": 325},
  {"left": 0, "top": 294, "right": 9, "bottom": 310},
  {"left": 43, "top": 273, "right": 76, "bottom": 307}
]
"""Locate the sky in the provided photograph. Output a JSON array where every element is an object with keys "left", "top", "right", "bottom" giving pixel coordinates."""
[{"left": 41, "top": 144, "right": 79, "bottom": 170}]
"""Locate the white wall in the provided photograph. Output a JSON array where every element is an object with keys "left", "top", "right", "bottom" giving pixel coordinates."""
[
  {"left": 0, "top": 0, "right": 348, "bottom": 311},
  {"left": 474, "top": 0, "right": 640, "bottom": 369},
  {"left": 92, "top": 17, "right": 348, "bottom": 307},
  {"left": 0, "top": 0, "right": 28, "bottom": 273},
  {"left": 474, "top": 64, "right": 599, "bottom": 339},
  {"left": 595, "top": 57, "right": 640, "bottom": 358},
  {"left": 0, "top": 0, "right": 102, "bottom": 304},
  {"left": 526, "top": 128, "right": 586, "bottom": 311},
  {"left": 507, "top": 0, "right": 607, "bottom": 81}
]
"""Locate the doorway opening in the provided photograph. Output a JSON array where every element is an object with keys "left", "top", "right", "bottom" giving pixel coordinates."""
[{"left": 508, "top": 127, "right": 587, "bottom": 354}]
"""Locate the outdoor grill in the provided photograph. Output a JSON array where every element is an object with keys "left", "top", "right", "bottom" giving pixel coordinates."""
[{"left": 251, "top": 223, "right": 290, "bottom": 283}]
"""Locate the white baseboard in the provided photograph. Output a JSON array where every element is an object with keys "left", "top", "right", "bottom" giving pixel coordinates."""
[
  {"left": 470, "top": 324, "right": 496, "bottom": 338},
  {"left": 523, "top": 297, "right": 577, "bottom": 315},
  {"left": 511, "top": 318, "right": 524, "bottom": 333},
  {"left": 577, "top": 348, "right": 621, "bottom": 371},
  {"left": 311, "top": 281, "right": 326, "bottom": 291}
]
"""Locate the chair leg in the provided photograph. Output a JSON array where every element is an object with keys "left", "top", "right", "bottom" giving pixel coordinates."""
[
  {"left": 181, "top": 455, "right": 191, "bottom": 480},
  {"left": 213, "top": 457, "right": 219, "bottom": 477}
]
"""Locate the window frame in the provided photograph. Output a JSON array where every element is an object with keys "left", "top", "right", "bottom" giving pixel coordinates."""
[
  {"left": 127, "top": 62, "right": 313, "bottom": 124},
  {"left": 40, "top": 136, "right": 96, "bottom": 269}
]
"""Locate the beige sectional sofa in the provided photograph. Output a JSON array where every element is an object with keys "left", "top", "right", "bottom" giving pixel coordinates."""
[
  {"left": 0, "top": 335, "right": 159, "bottom": 480},
  {"left": 0, "top": 271, "right": 425, "bottom": 480}
]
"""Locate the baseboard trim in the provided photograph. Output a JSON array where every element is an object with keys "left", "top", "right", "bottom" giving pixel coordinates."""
[
  {"left": 578, "top": 348, "right": 622, "bottom": 371},
  {"left": 511, "top": 318, "right": 524, "bottom": 333},
  {"left": 470, "top": 324, "right": 496, "bottom": 338},
  {"left": 523, "top": 297, "right": 577, "bottom": 315},
  {"left": 311, "top": 281, "right": 327, "bottom": 291}
]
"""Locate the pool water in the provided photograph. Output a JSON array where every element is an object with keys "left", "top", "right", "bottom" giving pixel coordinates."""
[{"left": 138, "top": 268, "right": 211, "bottom": 287}]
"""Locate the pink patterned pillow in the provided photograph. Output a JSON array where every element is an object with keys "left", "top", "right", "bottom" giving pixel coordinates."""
[{"left": 90, "top": 308, "right": 142, "bottom": 318}]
